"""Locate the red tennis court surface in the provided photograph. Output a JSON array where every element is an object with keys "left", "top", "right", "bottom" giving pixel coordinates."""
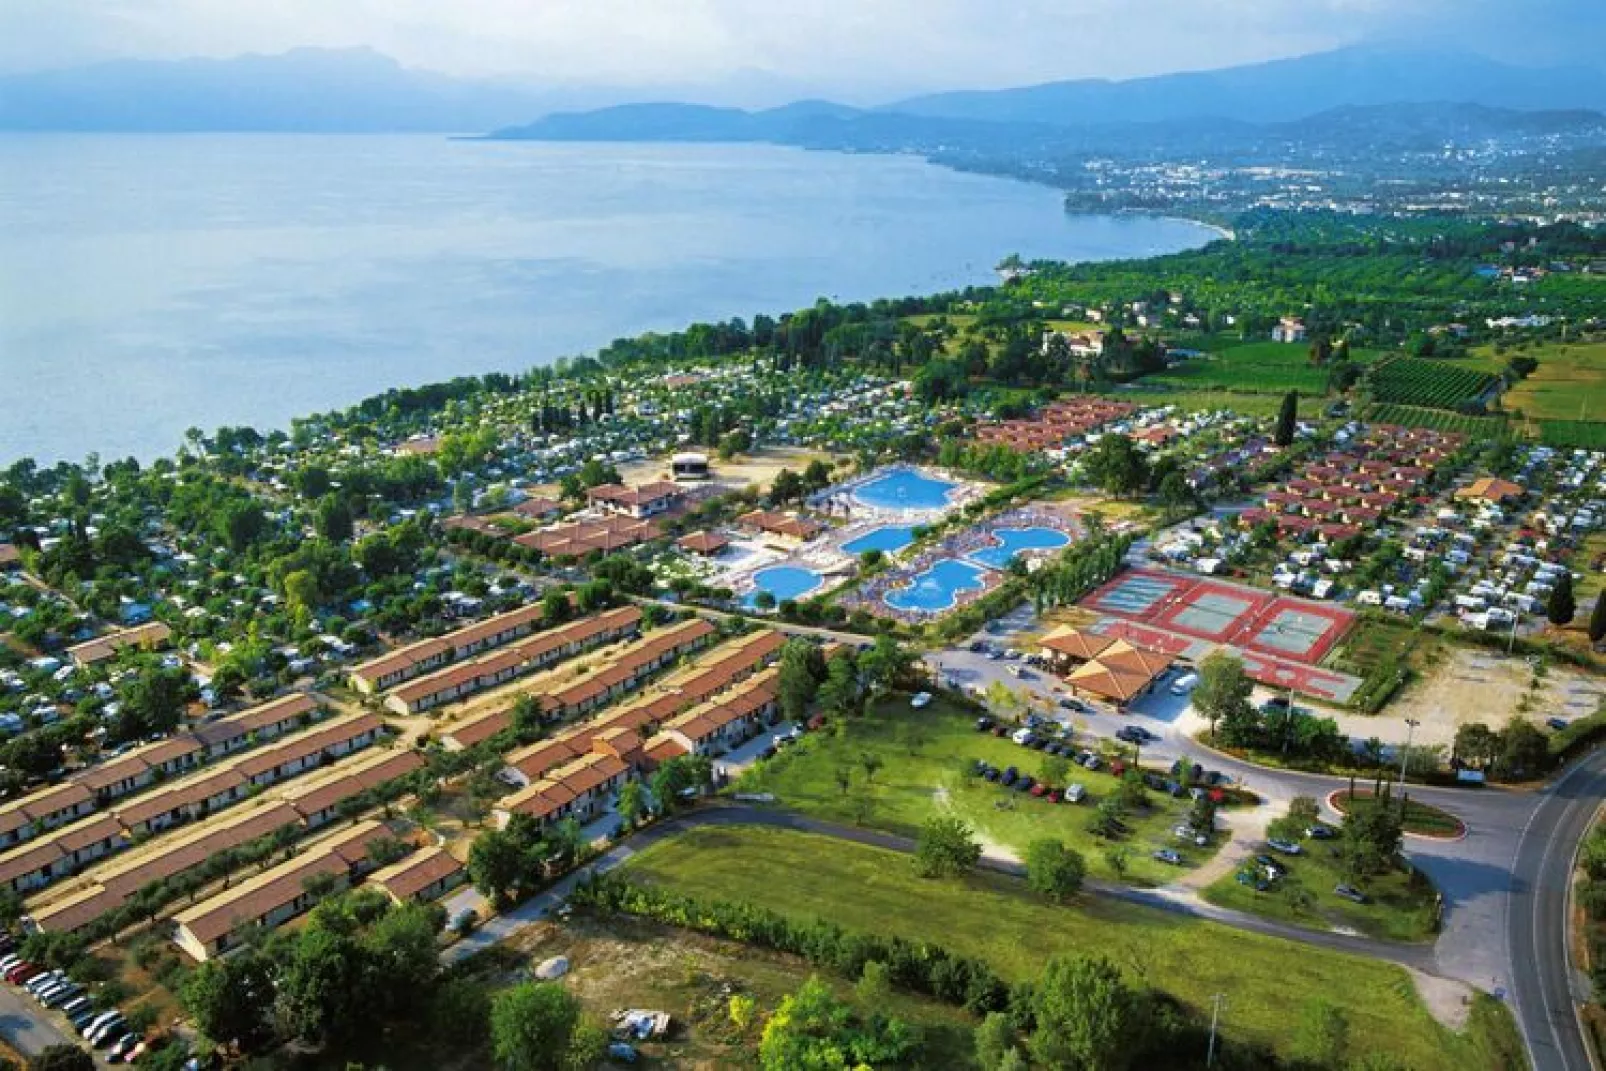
[
  {"left": 1081, "top": 568, "right": 1354, "bottom": 666},
  {"left": 1239, "top": 653, "right": 1360, "bottom": 704}
]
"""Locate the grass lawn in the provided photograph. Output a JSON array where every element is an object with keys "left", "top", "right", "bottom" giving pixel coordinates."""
[
  {"left": 1203, "top": 839, "right": 1440, "bottom": 943},
  {"left": 1145, "top": 340, "right": 1383, "bottom": 396},
  {"left": 1109, "top": 388, "right": 1291, "bottom": 418},
  {"left": 737, "top": 696, "right": 1223, "bottom": 885},
  {"left": 1501, "top": 340, "right": 1606, "bottom": 422},
  {"left": 619, "top": 825, "right": 1522, "bottom": 1071},
  {"left": 1333, "top": 790, "right": 1467, "bottom": 839}
]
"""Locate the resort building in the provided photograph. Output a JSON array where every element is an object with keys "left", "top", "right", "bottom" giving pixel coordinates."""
[
  {"left": 66, "top": 622, "right": 173, "bottom": 669},
  {"left": 677, "top": 530, "right": 729, "bottom": 557},
  {"left": 0, "top": 544, "right": 19, "bottom": 570},
  {"left": 493, "top": 750, "right": 631, "bottom": 831},
  {"left": 1039, "top": 627, "right": 1172, "bottom": 708},
  {"left": 369, "top": 844, "right": 465, "bottom": 905},
  {"left": 737, "top": 510, "right": 824, "bottom": 547},
  {"left": 585, "top": 481, "right": 684, "bottom": 519},
  {"left": 1456, "top": 477, "right": 1526, "bottom": 506},
  {"left": 348, "top": 601, "right": 554, "bottom": 694}
]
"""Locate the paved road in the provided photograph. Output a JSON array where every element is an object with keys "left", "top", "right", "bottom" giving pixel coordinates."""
[
  {"left": 1507, "top": 749, "right": 1606, "bottom": 1071},
  {"left": 0, "top": 982, "right": 75, "bottom": 1058}
]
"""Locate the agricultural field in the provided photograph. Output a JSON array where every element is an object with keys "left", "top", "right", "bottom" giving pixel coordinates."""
[
  {"left": 1146, "top": 339, "right": 1352, "bottom": 395},
  {"left": 736, "top": 696, "right": 1224, "bottom": 886},
  {"left": 1500, "top": 340, "right": 1606, "bottom": 422},
  {"left": 619, "top": 825, "right": 1525, "bottom": 1071},
  {"left": 1368, "top": 357, "right": 1498, "bottom": 411},
  {"left": 1113, "top": 387, "right": 1290, "bottom": 418},
  {"left": 1366, "top": 403, "right": 1510, "bottom": 437},
  {"left": 1539, "top": 419, "right": 1606, "bottom": 450}
]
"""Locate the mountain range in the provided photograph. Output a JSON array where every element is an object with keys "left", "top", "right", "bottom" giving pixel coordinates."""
[{"left": 1, "top": 43, "right": 1604, "bottom": 135}]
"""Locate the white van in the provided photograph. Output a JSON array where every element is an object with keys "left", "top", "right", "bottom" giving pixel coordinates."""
[{"left": 1170, "top": 672, "right": 1200, "bottom": 696}]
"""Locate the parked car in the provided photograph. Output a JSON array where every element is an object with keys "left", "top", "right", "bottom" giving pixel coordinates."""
[
  {"left": 1010, "top": 728, "right": 1035, "bottom": 746},
  {"left": 1254, "top": 854, "right": 1287, "bottom": 877},
  {"left": 1547, "top": 717, "right": 1570, "bottom": 731},
  {"left": 1153, "top": 849, "right": 1183, "bottom": 865},
  {"left": 1169, "top": 672, "right": 1200, "bottom": 696},
  {"left": 1266, "top": 839, "right": 1303, "bottom": 856},
  {"left": 975, "top": 716, "right": 995, "bottom": 732},
  {"left": 1014, "top": 776, "right": 1035, "bottom": 793},
  {"left": 1305, "top": 824, "right": 1336, "bottom": 840},
  {"left": 1333, "top": 884, "right": 1370, "bottom": 904},
  {"left": 1081, "top": 753, "right": 1102, "bottom": 771},
  {"left": 80, "top": 1010, "right": 121, "bottom": 1039},
  {"left": 910, "top": 691, "right": 933, "bottom": 709},
  {"left": 1058, "top": 697, "right": 1087, "bottom": 712},
  {"left": 89, "top": 1017, "right": 128, "bottom": 1047},
  {"left": 983, "top": 768, "right": 1001, "bottom": 782},
  {"left": 607, "top": 1042, "right": 640, "bottom": 1064},
  {"left": 1000, "top": 768, "right": 1019, "bottom": 787}
]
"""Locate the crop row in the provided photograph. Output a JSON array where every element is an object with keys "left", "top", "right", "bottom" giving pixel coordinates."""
[
  {"left": 1369, "top": 358, "right": 1497, "bottom": 410},
  {"left": 1366, "top": 403, "right": 1508, "bottom": 437}
]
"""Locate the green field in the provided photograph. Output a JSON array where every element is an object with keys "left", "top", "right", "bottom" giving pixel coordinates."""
[
  {"left": 619, "top": 825, "right": 1523, "bottom": 1071},
  {"left": 1502, "top": 341, "right": 1606, "bottom": 422},
  {"left": 1333, "top": 790, "right": 1466, "bottom": 838},
  {"left": 1204, "top": 837, "right": 1440, "bottom": 942},
  {"left": 1369, "top": 357, "right": 1498, "bottom": 411},
  {"left": 737, "top": 696, "right": 1220, "bottom": 885},
  {"left": 1539, "top": 419, "right": 1606, "bottom": 449},
  {"left": 1111, "top": 387, "right": 1290, "bottom": 418},
  {"left": 1147, "top": 339, "right": 1352, "bottom": 395},
  {"left": 1367, "top": 403, "right": 1510, "bottom": 437}
]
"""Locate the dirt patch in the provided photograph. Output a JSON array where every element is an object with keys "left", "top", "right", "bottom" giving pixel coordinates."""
[
  {"left": 933, "top": 783, "right": 1021, "bottom": 865},
  {"left": 1406, "top": 968, "right": 1475, "bottom": 1031},
  {"left": 1387, "top": 646, "right": 1606, "bottom": 746}
]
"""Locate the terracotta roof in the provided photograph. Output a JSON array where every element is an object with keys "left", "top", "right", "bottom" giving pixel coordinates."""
[
  {"left": 1040, "top": 627, "right": 1116, "bottom": 662},
  {"left": 66, "top": 622, "right": 172, "bottom": 666},
  {"left": 500, "top": 752, "right": 627, "bottom": 822},
  {"left": 677, "top": 531, "right": 730, "bottom": 555},
  {"left": 371, "top": 845, "right": 463, "bottom": 902},
  {"left": 1457, "top": 477, "right": 1526, "bottom": 503}
]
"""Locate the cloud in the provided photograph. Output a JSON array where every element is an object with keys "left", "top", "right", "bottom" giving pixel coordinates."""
[{"left": 0, "top": 0, "right": 1599, "bottom": 97}]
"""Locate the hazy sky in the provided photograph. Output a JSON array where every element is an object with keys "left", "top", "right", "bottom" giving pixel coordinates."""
[{"left": 2, "top": 0, "right": 1601, "bottom": 98}]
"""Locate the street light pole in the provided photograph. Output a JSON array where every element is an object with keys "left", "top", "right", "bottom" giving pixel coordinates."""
[
  {"left": 1398, "top": 718, "right": 1420, "bottom": 787},
  {"left": 1207, "top": 993, "right": 1226, "bottom": 1067}
]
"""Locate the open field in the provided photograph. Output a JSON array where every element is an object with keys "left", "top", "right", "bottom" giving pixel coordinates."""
[
  {"left": 1147, "top": 339, "right": 1350, "bottom": 395},
  {"left": 1384, "top": 644, "right": 1606, "bottom": 746},
  {"left": 1110, "top": 387, "right": 1290, "bottom": 418},
  {"left": 1501, "top": 341, "right": 1606, "bottom": 422},
  {"left": 736, "top": 696, "right": 1221, "bottom": 885},
  {"left": 1538, "top": 419, "right": 1606, "bottom": 449},
  {"left": 1203, "top": 839, "right": 1440, "bottom": 943},
  {"left": 619, "top": 825, "right": 1523, "bottom": 1071}
]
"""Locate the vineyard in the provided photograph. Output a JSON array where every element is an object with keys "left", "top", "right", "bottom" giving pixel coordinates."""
[
  {"left": 1366, "top": 403, "right": 1509, "bottom": 437},
  {"left": 1368, "top": 357, "right": 1498, "bottom": 411},
  {"left": 1539, "top": 420, "right": 1606, "bottom": 449}
]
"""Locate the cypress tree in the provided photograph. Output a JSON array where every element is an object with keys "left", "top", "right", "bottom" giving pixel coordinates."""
[
  {"left": 1274, "top": 391, "right": 1298, "bottom": 447},
  {"left": 1589, "top": 590, "right": 1606, "bottom": 643},
  {"left": 1548, "top": 571, "right": 1576, "bottom": 626}
]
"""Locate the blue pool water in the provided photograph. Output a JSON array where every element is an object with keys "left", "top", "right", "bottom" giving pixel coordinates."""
[
  {"left": 968, "top": 527, "right": 1072, "bottom": 570},
  {"left": 884, "top": 558, "right": 988, "bottom": 613},
  {"left": 745, "top": 565, "right": 824, "bottom": 606},
  {"left": 852, "top": 468, "right": 958, "bottom": 511},
  {"left": 842, "top": 525, "right": 918, "bottom": 556}
]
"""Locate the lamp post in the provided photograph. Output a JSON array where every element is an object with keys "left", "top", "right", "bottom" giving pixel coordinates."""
[{"left": 1398, "top": 718, "right": 1421, "bottom": 787}]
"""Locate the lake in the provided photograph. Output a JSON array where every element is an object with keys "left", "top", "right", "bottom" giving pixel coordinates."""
[{"left": 0, "top": 135, "right": 1214, "bottom": 464}]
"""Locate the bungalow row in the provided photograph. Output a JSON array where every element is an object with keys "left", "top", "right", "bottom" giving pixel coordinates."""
[
  {"left": 28, "top": 745, "right": 425, "bottom": 936},
  {"left": 348, "top": 600, "right": 555, "bottom": 694},
  {"left": 494, "top": 749, "right": 632, "bottom": 831},
  {"left": 650, "top": 665, "right": 781, "bottom": 760},
  {"left": 382, "top": 605, "right": 643, "bottom": 715},
  {"left": 368, "top": 844, "right": 465, "bottom": 906},
  {"left": 0, "top": 692, "right": 321, "bottom": 853},
  {"left": 1039, "top": 628, "right": 1173, "bottom": 709},
  {"left": 171, "top": 820, "right": 396, "bottom": 961},
  {"left": 972, "top": 396, "right": 1137, "bottom": 453},
  {"left": 0, "top": 712, "right": 384, "bottom": 896},
  {"left": 585, "top": 480, "right": 685, "bottom": 519},
  {"left": 493, "top": 629, "right": 783, "bottom": 785},
  {"left": 535, "top": 618, "right": 717, "bottom": 722},
  {"left": 65, "top": 622, "right": 173, "bottom": 670}
]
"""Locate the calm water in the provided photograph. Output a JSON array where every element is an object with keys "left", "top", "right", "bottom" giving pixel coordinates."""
[
  {"left": 885, "top": 558, "right": 988, "bottom": 614},
  {"left": 0, "top": 135, "right": 1214, "bottom": 464},
  {"left": 967, "top": 526, "right": 1072, "bottom": 570},
  {"left": 841, "top": 525, "right": 917, "bottom": 556},
  {"left": 852, "top": 468, "right": 960, "bottom": 511},
  {"left": 745, "top": 565, "right": 824, "bottom": 607}
]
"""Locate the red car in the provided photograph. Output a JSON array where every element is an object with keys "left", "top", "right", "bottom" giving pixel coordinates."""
[
  {"left": 1047, "top": 789, "right": 1063, "bottom": 803},
  {"left": 1030, "top": 783, "right": 1049, "bottom": 798},
  {"left": 6, "top": 963, "right": 39, "bottom": 985}
]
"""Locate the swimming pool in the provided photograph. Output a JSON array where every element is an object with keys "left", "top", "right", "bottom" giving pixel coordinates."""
[
  {"left": 852, "top": 468, "right": 958, "bottom": 511},
  {"left": 842, "top": 525, "right": 918, "bottom": 556},
  {"left": 745, "top": 565, "right": 824, "bottom": 607},
  {"left": 967, "top": 527, "right": 1072, "bottom": 571},
  {"left": 883, "top": 559, "right": 988, "bottom": 614}
]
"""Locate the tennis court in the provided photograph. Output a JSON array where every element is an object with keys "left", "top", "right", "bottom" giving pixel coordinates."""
[
  {"left": 1082, "top": 569, "right": 1187, "bottom": 617},
  {"left": 1154, "top": 580, "right": 1272, "bottom": 642},
  {"left": 1237, "top": 598, "right": 1355, "bottom": 665}
]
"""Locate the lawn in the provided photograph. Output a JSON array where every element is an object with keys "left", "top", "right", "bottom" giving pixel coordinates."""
[
  {"left": 737, "top": 696, "right": 1222, "bottom": 885},
  {"left": 1144, "top": 339, "right": 1383, "bottom": 396},
  {"left": 1109, "top": 387, "right": 1291, "bottom": 418},
  {"left": 619, "top": 825, "right": 1522, "bottom": 1071},
  {"left": 1501, "top": 340, "right": 1606, "bottom": 422},
  {"left": 1203, "top": 831, "right": 1440, "bottom": 943}
]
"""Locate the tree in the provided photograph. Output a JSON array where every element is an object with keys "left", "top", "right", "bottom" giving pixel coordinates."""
[
  {"left": 511, "top": 693, "right": 542, "bottom": 739},
  {"left": 274, "top": 926, "right": 364, "bottom": 1046},
  {"left": 116, "top": 666, "right": 190, "bottom": 742},
  {"left": 1291, "top": 998, "right": 1350, "bottom": 1067},
  {"left": 859, "top": 634, "right": 916, "bottom": 695},
  {"left": 915, "top": 814, "right": 981, "bottom": 879},
  {"left": 1193, "top": 651, "right": 1253, "bottom": 742},
  {"left": 616, "top": 780, "right": 647, "bottom": 829},
  {"left": 858, "top": 751, "right": 884, "bottom": 784},
  {"left": 180, "top": 951, "right": 273, "bottom": 1050},
  {"left": 817, "top": 652, "right": 863, "bottom": 720},
  {"left": 1024, "top": 838, "right": 1086, "bottom": 902},
  {"left": 1453, "top": 722, "right": 1498, "bottom": 770},
  {"left": 1081, "top": 434, "right": 1149, "bottom": 497},
  {"left": 282, "top": 568, "right": 321, "bottom": 627},
  {"left": 27, "top": 1047, "right": 93, "bottom": 1071},
  {"left": 1157, "top": 471, "right": 1193, "bottom": 513},
  {"left": 1590, "top": 591, "right": 1606, "bottom": 645},
  {"left": 468, "top": 827, "right": 527, "bottom": 906},
  {"left": 314, "top": 495, "right": 353, "bottom": 542},
  {"left": 1498, "top": 717, "right": 1550, "bottom": 779},
  {"left": 541, "top": 588, "right": 571, "bottom": 626},
  {"left": 1029, "top": 954, "right": 1147, "bottom": 1071},
  {"left": 1549, "top": 571, "right": 1577, "bottom": 626},
  {"left": 855, "top": 960, "right": 892, "bottom": 1008},
  {"left": 489, "top": 982, "right": 585, "bottom": 1071},
  {"left": 777, "top": 639, "right": 826, "bottom": 721},
  {"left": 975, "top": 1011, "right": 1023, "bottom": 1071},
  {"left": 1274, "top": 390, "right": 1298, "bottom": 446},
  {"left": 1338, "top": 789, "right": 1403, "bottom": 880},
  {"left": 768, "top": 469, "right": 805, "bottom": 506}
]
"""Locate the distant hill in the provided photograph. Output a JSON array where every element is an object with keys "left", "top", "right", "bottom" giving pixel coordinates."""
[
  {"left": 491, "top": 99, "right": 1606, "bottom": 157},
  {"left": 886, "top": 45, "right": 1606, "bottom": 126},
  {"left": 0, "top": 48, "right": 555, "bottom": 132}
]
